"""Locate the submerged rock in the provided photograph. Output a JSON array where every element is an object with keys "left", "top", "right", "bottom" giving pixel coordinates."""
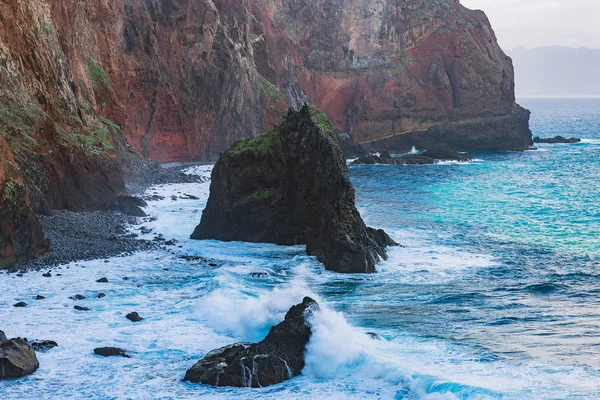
[
  {"left": 94, "top": 347, "right": 129, "bottom": 358},
  {"left": 184, "top": 297, "right": 318, "bottom": 387},
  {"left": 191, "top": 105, "right": 397, "bottom": 273},
  {"left": 0, "top": 331, "right": 40, "bottom": 378},
  {"left": 13, "top": 302, "right": 27, "bottom": 307},
  {"left": 533, "top": 136, "right": 581, "bottom": 144}
]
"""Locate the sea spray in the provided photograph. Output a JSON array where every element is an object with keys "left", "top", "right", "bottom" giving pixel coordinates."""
[{"left": 193, "top": 272, "right": 314, "bottom": 341}]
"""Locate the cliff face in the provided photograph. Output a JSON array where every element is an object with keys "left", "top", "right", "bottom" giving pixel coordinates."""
[
  {"left": 249, "top": 0, "right": 531, "bottom": 153},
  {"left": 0, "top": 0, "right": 529, "bottom": 266}
]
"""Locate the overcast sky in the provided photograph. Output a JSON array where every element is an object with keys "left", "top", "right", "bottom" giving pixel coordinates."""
[{"left": 460, "top": 0, "right": 600, "bottom": 50}]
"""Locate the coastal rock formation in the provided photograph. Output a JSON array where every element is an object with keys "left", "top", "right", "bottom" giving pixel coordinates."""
[
  {"left": 0, "top": 0, "right": 529, "bottom": 266},
  {"left": 191, "top": 105, "right": 396, "bottom": 273},
  {"left": 353, "top": 145, "right": 472, "bottom": 165},
  {"left": 0, "top": 331, "right": 40, "bottom": 378},
  {"left": 184, "top": 297, "right": 318, "bottom": 387},
  {"left": 534, "top": 136, "right": 581, "bottom": 144}
]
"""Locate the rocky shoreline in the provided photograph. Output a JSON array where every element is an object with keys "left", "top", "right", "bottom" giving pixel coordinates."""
[{"left": 8, "top": 163, "right": 208, "bottom": 273}]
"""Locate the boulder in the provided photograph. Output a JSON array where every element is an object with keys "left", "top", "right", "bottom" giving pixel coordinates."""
[
  {"left": 94, "top": 347, "right": 129, "bottom": 358},
  {"left": 191, "top": 105, "right": 397, "bottom": 273},
  {"left": 115, "top": 196, "right": 148, "bottom": 217},
  {"left": 74, "top": 305, "right": 90, "bottom": 311},
  {"left": 184, "top": 297, "right": 318, "bottom": 387},
  {"left": 126, "top": 312, "right": 143, "bottom": 322},
  {"left": 13, "top": 302, "right": 27, "bottom": 307},
  {"left": 0, "top": 331, "right": 39, "bottom": 378},
  {"left": 30, "top": 340, "right": 58, "bottom": 352},
  {"left": 96, "top": 277, "right": 108, "bottom": 283},
  {"left": 533, "top": 136, "right": 581, "bottom": 144}
]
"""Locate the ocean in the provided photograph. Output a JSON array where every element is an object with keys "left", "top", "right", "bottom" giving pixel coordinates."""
[{"left": 1, "top": 98, "right": 599, "bottom": 399}]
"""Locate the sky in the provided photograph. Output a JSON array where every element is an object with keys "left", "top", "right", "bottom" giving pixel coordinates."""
[{"left": 460, "top": 0, "right": 600, "bottom": 50}]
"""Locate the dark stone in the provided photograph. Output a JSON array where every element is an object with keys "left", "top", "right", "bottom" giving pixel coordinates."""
[
  {"left": 191, "top": 105, "right": 397, "bottom": 273},
  {"left": 0, "top": 334, "right": 39, "bottom": 378},
  {"left": 353, "top": 144, "right": 470, "bottom": 165},
  {"left": 42, "top": 272, "right": 51, "bottom": 277},
  {"left": 96, "top": 277, "right": 108, "bottom": 283},
  {"left": 34, "top": 295, "right": 45, "bottom": 300},
  {"left": 94, "top": 347, "right": 129, "bottom": 358},
  {"left": 98, "top": 293, "right": 106, "bottom": 298},
  {"left": 74, "top": 305, "right": 90, "bottom": 311},
  {"left": 533, "top": 136, "right": 581, "bottom": 144},
  {"left": 422, "top": 144, "right": 472, "bottom": 162},
  {"left": 184, "top": 297, "right": 319, "bottom": 387},
  {"left": 13, "top": 302, "right": 27, "bottom": 307},
  {"left": 30, "top": 340, "right": 58, "bottom": 352},
  {"left": 249, "top": 272, "right": 268, "bottom": 278},
  {"left": 115, "top": 196, "right": 148, "bottom": 217},
  {"left": 126, "top": 312, "right": 143, "bottom": 322},
  {"left": 70, "top": 294, "right": 86, "bottom": 300}
]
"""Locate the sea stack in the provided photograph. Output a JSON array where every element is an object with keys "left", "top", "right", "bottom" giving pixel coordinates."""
[{"left": 191, "top": 105, "right": 397, "bottom": 273}]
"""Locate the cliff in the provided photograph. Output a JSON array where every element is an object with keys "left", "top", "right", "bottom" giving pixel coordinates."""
[{"left": 0, "top": 0, "right": 529, "bottom": 266}]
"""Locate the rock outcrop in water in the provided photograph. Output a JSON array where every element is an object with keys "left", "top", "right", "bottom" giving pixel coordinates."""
[
  {"left": 191, "top": 105, "right": 397, "bottom": 273},
  {"left": 353, "top": 145, "right": 472, "bottom": 165},
  {"left": 0, "top": 331, "right": 40, "bottom": 378},
  {"left": 184, "top": 297, "right": 318, "bottom": 387},
  {"left": 534, "top": 136, "right": 581, "bottom": 144}
]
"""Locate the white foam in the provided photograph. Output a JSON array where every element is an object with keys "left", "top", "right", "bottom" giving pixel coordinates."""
[{"left": 194, "top": 274, "right": 312, "bottom": 341}]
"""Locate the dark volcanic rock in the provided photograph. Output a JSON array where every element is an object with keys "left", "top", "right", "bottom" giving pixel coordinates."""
[
  {"left": 0, "top": 331, "right": 39, "bottom": 378},
  {"left": 30, "top": 340, "right": 58, "bottom": 352},
  {"left": 70, "top": 294, "right": 86, "bottom": 301},
  {"left": 126, "top": 312, "right": 143, "bottom": 322},
  {"left": 422, "top": 144, "right": 472, "bottom": 162},
  {"left": 98, "top": 293, "right": 106, "bottom": 298},
  {"left": 353, "top": 152, "right": 438, "bottom": 165},
  {"left": 115, "top": 196, "right": 148, "bottom": 217},
  {"left": 184, "top": 297, "right": 319, "bottom": 387},
  {"left": 353, "top": 144, "right": 471, "bottom": 165},
  {"left": 13, "top": 302, "right": 27, "bottom": 308},
  {"left": 94, "top": 347, "right": 129, "bottom": 358},
  {"left": 34, "top": 295, "right": 45, "bottom": 300},
  {"left": 191, "top": 105, "right": 397, "bottom": 273},
  {"left": 74, "top": 306, "right": 90, "bottom": 311},
  {"left": 534, "top": 136, "right": 581, "bottom": 144},
  {"left": 96, "top": 277, "right": 109, "bottom": 283}
]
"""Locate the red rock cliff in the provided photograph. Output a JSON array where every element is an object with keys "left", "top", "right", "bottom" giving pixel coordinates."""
[{"left": 0, "top": 0, "right": 529, "bottom": 266}]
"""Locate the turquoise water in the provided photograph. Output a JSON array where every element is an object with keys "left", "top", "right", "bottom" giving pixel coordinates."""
[{"left": 1, "top": 99, "right": 599, "bottom": 399}]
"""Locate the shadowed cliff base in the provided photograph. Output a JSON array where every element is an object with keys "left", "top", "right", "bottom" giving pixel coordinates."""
[{"left": 191, "top": 105, "right": 397, "bottom": 273}]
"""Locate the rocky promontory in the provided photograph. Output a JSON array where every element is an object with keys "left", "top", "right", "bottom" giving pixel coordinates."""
[
  {"left": 192, "top": 105, "right": 396, "bottom": 273},
  {"left": 184, "top": 297, "right": 318, "bottom": 387}
]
